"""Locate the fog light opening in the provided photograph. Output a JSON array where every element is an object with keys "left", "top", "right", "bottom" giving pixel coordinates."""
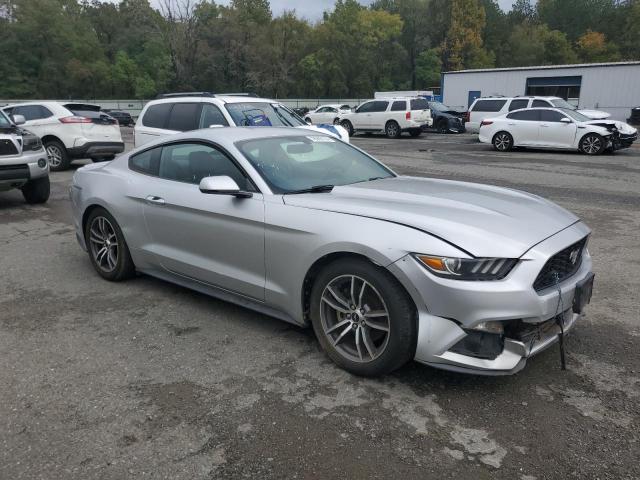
[{"left": 37, "top": 158, "right": 47, "bottom": 168}]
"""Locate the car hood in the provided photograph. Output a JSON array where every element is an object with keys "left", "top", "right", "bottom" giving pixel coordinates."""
[
  {"left": 298, "top": 124, "right": 350, "bottom": 143},
  {"left": 283, "top": 176, "right": 579, "bottom": 258},
  {"left": 583, "top": 119, "right": 638, "bottom": 135},
  {"left": 577, "top": 109, "right": 611, "bottom": 120}
]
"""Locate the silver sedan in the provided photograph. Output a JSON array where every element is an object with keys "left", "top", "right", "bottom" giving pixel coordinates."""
[{"left": 70, "top": 127, "right": 594, "bottom": 376}]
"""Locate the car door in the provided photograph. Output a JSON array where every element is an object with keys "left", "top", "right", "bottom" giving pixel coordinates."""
[
  {"left": 140, "top": 141, "right": 266, "bottom": 300},
  {"left": 505, "top": 109, "right": 542, "bottom": 146},
  {"left": 538, "top": 109, "right": 577, "bottom": 148},
  {"left": 11, "top": 105, "right": 56, "bottom": 137},
  {"left": 351, "top": 101, "right": 375, "bottom": 129},
  {"left": 368, "top": 101, "right": 390, "bottom": 129},
  {"left": 314, "top": 107, "right": 332, "bottom": 124}
]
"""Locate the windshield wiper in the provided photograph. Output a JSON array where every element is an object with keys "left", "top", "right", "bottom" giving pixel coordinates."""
[
  {"left": 284, "top": 184, "right": 334, "bottom": 195},
  {"left": 271, "top": 104, "right": 295, "bottom": 127}
]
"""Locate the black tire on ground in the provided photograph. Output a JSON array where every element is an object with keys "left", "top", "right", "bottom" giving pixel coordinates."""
[
  {"left": 437, "top": 120, "right": 449, "bottom": 134},
  {"left": 492, "top": 131, "right": 513, "bottom": 152},
  {"left": 341, "top": 120, "right": 355, "bottom": 136},
  {"left": 409, "top": 129, "right": 422, "bottom": 137},
  {"left": 333, "top": 117, "right": 340, "bottom": 125},
  {"left": 44, "top": 139, "right": 70, "bottom": 171},
  {"left": 385, "top": 120, "right": 401, "bottom": 139},
  {"left": 84, "top": 207, "right": 136, "bottom": 282},
  {"left": 579, "top": 133, "right": 606, "bottom": 155},
  {"left": 304, "top": 117, "right": 312, "bottom": 124},
  {"left": 309, "top": 258, "right": 417, "bottom": 377},
  {"left": 21, "top": 176, "right": 50, "bottom": 204}
]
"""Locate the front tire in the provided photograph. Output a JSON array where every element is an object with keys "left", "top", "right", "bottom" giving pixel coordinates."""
[
  {"left": 437, "top": 120, "right": 449, "bottom": 134},
  {"left": 492, "top": 131, "right": 513, "bottom": 151},
  {"left": 340, "top": 120, "right": 354, "bottom": 136},
  {"left": 409, "top": 128, "right": 421, "bottom": 137},
  {"left": 579, "top": 133, "right": 605, "bottom": 155},
  {"left": 84, "top": 207, "right": 135, "bottom": 281},
  {"left": 21, "top": 176, "right": 50, "bottom": 204},
  {"left": 44, "top": 139, "right": 70, "bottom": 171},
  {"left": 385, "top": 121, "right": 401, "bottom": 139},
  {"left": 310, "top": 258, "right": 417, "bottom": 377}
]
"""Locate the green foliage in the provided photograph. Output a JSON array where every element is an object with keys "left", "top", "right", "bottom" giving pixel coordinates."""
[{"left": 0, "top": 0, "right": 637, "bottom": 99}]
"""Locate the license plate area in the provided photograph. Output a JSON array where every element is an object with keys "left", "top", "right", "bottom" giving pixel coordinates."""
[{"left": 573, "top": 273, "right": 595, "bottom": 314}]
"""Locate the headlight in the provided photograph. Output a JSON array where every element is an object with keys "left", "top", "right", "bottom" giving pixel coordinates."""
[
  {"left": 415, "top": 255, "right": 517, "bottom": 280},
  {"left": 22, "top": 134, "right": 43, "bottom": 152}
]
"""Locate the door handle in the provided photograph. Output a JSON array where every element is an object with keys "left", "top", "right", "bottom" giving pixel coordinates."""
[
  {"left": 145, "top": 195, "right": 165, "bottom": 205},
  {"left": 540, "top": 124, "right": 549, "bottom": 128},
  {"left": 508, "top": 123, "right": 516, "bottom": 126}
]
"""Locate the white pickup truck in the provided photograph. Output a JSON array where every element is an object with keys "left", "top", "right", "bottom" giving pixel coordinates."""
[{"left": 337, "top": 97, "right": 433, "bottom": 138}]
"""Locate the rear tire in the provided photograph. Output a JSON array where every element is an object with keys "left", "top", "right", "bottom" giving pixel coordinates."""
[
  {"left": 340, "top": 120, "right": 354, "bottom": 136},
  {"left": 44, "top": 139, "right": 70, "bottom": 171},
  {"left": 21, "top": 176, "right": 50, "bottom": 204},
  {"left": 409, "top": 129, "right": 421, "bottom": 137},
  {"left": 579, "top": 133, "right": 605, "bottom": 155},
  {"left": 84, "top": 207, "right": 135, "bottom": 281},
  {"left": 437, "top": 120, "right": 449, "bottom": 134},
  {"left": 492, "top": 131, "right": 513, "bottom": 152},
  {"left": 310, "top": 258, "right": 417, "bottom": 377},
  {"left": 385, "top": 121, "right": 401, "bottom": 139}
]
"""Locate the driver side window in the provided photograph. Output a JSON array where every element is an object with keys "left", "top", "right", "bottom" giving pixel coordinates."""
[{"left": 356, "top": 102, "right": 374, "bottom": 114}]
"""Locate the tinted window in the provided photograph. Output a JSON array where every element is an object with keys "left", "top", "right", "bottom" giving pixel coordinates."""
[
  {"left": 370, "top": 101, "right": 389, "bottom": 113},
  {"left": 471, "top": 100, "right": 507, "bottom": 112},
  {"left": 141, "top": 103, "right": 172, "bottom": 128},
  {"left": 129, "top": 147, "right": 161, "bottom": 175},
  {"left": 410, "top": 98, "right": 429, "bottom": 110},
  {"left": 506, "top": 110, "right": 541, "bottom": 121},
  {"left": 539, "top": 109, "right": 566, "bottom": 122},
  {"left": 532, "top": 99, "right": 552, "bottom": 108},
  {"left": 14, "top": 105, "right": 51, "bottom": 120},
  {"left": 200, "top": 104, "right": 228, "bottom": 128},
  {"left": 390, "top": 101, "right": 406, "bottom": 111},
  {"left": 224, "top": 102, "right": 304, "bottom": 127},
  {"left": 166, "top": 103, "right": 201, "bottom": 131},
  {"left": 158, "top": 143, "right": 251, "bottom": 190},
  {"left": 356, "top": 102, "right": 375, "bottom": 113},
  {"left": 508, "top": 99, "right": 529, "bottom": 111}
]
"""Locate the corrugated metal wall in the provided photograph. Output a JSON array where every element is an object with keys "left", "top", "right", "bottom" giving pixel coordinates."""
[{"left": 442, "top": 64, "right": 640, "bottom": 121}]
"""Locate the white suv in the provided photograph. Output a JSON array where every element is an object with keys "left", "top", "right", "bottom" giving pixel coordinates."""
[
  {"left": 336, "top": 97, "right": 433, "bottom": 138},
  {"left": 2, "top": 102, "right": 124, "bottom": 171},
  {"left": 465, "top": 96, "right": 611, "bottom": 133},
  {"left": 134, "top": 93, "right": 349, "bottom": 147}
]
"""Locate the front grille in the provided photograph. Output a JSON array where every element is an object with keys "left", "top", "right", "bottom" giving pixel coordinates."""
[
  {"left": 0, "top": 139, "right": 19, "bottom": 156},
  {"left": 533, "top": 237, "right": 587, "bottom": 292},
  {"left": 0, "top": 164, "right": 29, "bottom": 181}
]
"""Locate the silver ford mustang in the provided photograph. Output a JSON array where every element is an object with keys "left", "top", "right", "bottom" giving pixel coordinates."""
[{"left": 70, "top": 127, "right": 594, "bottom": 376}]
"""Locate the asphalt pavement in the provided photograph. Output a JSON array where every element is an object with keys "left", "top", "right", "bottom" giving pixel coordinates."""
[{"left": 1, "top": 128, "right": 639, "bottom": 479}]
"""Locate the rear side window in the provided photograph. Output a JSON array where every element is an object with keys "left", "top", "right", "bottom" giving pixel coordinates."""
[
  {"left": 508, "top": 99, "right": 529, "bottom": 111},
  {"left": 200, "top": 104, "right": 229, "bottom": 128},
  {"left": 410, "top": 98, "right": 429, "bottom": 110},
  {"left": 532, "top": 99, "right": 552, "bottom": 108},
  {"left": 390, "top": 101, "right": 406, "bottom": 111},
  {"left": 370, "top": 101, "right": 389, "bottom": 112},
  {"left": 166, "top": 103, "right": 202, "bottom": 132},
  {"left": 506, "top": 110, "right": 541, "bottom": 121},
  {"left": 471, "top": 100, "right": 507, "bottom": 112},
  {"left": 129, "top": 147, "right": 161, "bottom": 175},
  {"left": 141, "top": 103, "right": 172, "bottom": 128}
]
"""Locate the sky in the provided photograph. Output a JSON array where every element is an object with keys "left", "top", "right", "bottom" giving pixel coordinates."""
[{"left": 209, "top": 0, "right": 518, "bottom": 21}]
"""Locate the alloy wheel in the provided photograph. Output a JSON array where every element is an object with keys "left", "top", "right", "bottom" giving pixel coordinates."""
[
  {"left": 494, "top": 133, "right": 511, "bottom": 151},
  {"left": 46, "top": 145, "right": 63, "bottom": 168},
  {"left": 582, "top": 135, "right": 602, "bottom": 154},
  {"left": 88, "top": 216, "right": 119, "bottom": 273},
  {"left": 319, "top": 275, "right": 391, "bottom": 363},
  {"left": 386, "top": 123, "right": 399, "bottom": 137}
]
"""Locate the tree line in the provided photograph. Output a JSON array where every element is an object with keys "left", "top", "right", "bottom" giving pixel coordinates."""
[{"left": 0, "top": 0, "right": 639, "bottom": 100}]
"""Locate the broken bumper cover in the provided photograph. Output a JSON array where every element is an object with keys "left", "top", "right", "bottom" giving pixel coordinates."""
[{"left": 388, "top": 221, "right": 593, "bottom": 375}]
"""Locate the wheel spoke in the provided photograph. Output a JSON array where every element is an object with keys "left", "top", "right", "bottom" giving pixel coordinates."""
[
  {"left": 333, "top": 324, "right": 353, "bottom": 347},
  {"left": 362, "top": 327, "right": 376, "bottom": 359},
  {"left": 89, "top": 228, "right": 103, "bottom": 244},
  {"left": 321, "top": 295, "right": 349, "bottom": 314},
  {"left": 364, "top": 310, "right": 387, "bottom": 318},
  {"left": 326, "top": 286, "right": 350, "bottom": 309},
  {"left": 350, "top": 276, "right": 356, "bottom": 306},
  {"left": 357, "top": 281, "right": 366, "bottom": 308},
  {"left": 355, "top": 327, "right": 363, "bottom": 360},
  {"left": 96, "top": 246, "right": 108, "bottom": 265},
  {"left": 107, "top": 249, "right": 117, "bottom": 269},
  {"left": 325, "top": 319, "right": 351, "bottom": 334},
  {"left": 366, "top": 320, "right": 389, "bottom": 332}
]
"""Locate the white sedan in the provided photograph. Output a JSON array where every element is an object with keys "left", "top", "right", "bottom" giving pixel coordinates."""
[
  {"left": 304, "top": 104, "right": 351, "bottom": 125},
  {"left": 479, "top": 107, "right": 638, "bottom": 155}
]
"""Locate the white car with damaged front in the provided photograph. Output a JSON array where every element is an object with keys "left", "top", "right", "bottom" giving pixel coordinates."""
[{"left": 479, "top": 107, "right": 638, "bottom": 155}]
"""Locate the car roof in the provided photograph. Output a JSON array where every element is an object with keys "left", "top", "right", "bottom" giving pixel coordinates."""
[{"left": 143, "top": 95, "right": 282, "bottom": 108}]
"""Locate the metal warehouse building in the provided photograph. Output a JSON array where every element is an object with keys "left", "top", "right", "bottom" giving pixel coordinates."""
[{"left": 441, "top": 61, "right": 640, "bottom": 121}]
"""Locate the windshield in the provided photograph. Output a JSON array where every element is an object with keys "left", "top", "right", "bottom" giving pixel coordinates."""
[
  {"left": 550, "top": 99, "right": 575, "bottom": 110},
  {"left": 236, "top": 135, "right": 395, "bottom": 194},
  {"left": 559, "top": 108, "right": 591, "bottom": 122},
  {"left": 0, "top": 110, "right": 12, "bottom": 127},
  {"left": 428, "top": 101, "right": 448, "bottom": 112},
  {"left": 225, "top": 102, "right": 306, "bottom": 127}
]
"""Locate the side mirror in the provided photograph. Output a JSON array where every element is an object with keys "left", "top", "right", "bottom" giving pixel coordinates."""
[
  {"left": 560, "top": 117, "right": 571, "bottom": 123},
  {"left": 199, "top": 175, "right": 252, "bottom": 198},
  {"left": 12, "top": 114, "right": 26, "bottom": 125}
]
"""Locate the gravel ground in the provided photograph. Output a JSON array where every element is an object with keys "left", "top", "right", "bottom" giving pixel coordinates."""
[{"left": 1, "top": 128, "right": 639, "bottom": 479}]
